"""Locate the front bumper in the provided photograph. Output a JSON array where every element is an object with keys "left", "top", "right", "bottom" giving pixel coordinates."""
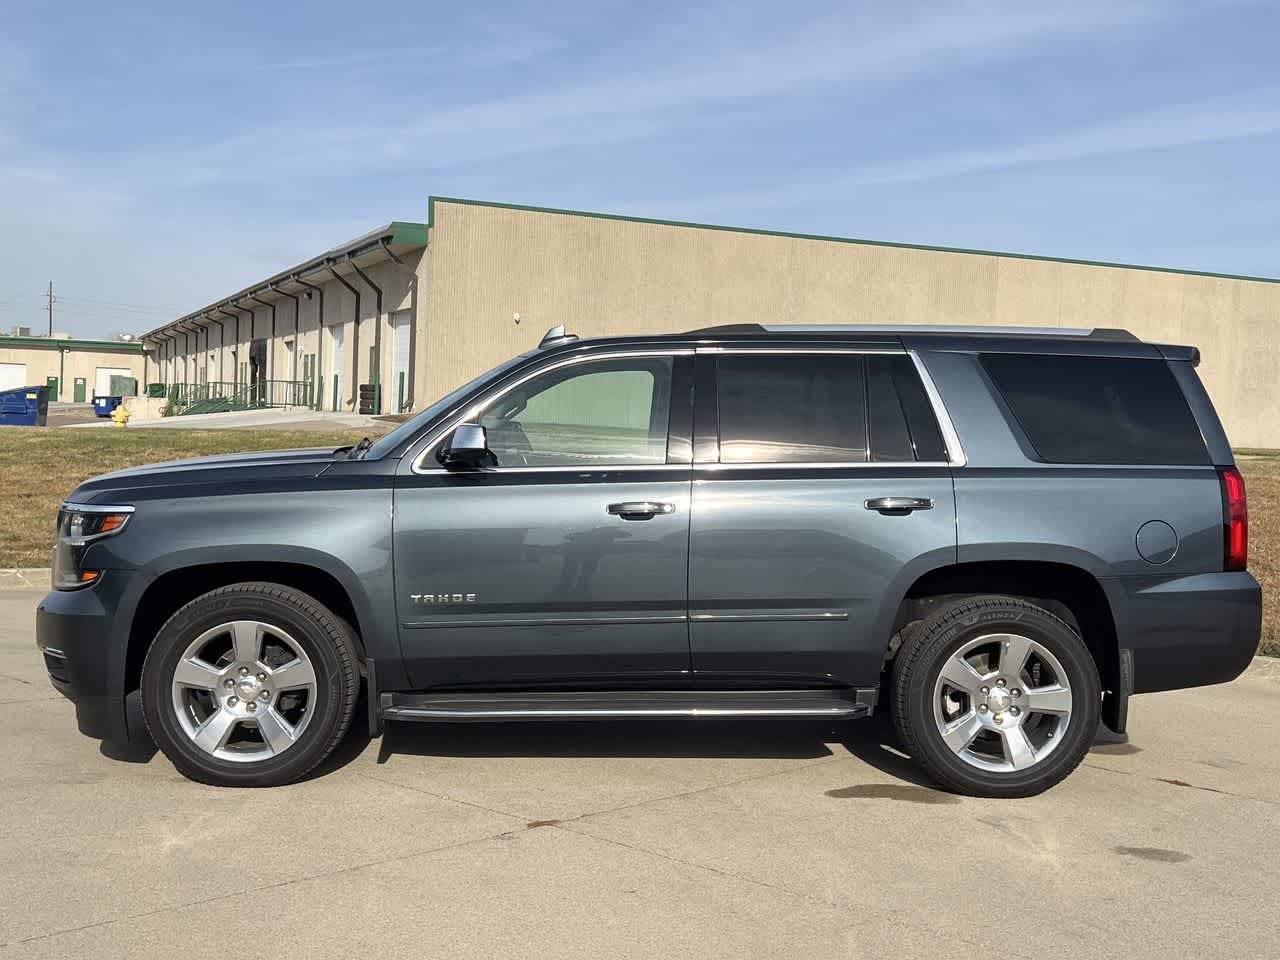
[
  {"left": 35, "top": 574, "right": 143, "bottom": 744},
  {"left": 1104, "top": 570, "right": 1262, "bottom": 695}
]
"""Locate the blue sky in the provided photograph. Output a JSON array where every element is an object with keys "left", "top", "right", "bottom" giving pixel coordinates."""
[{"left": 1, "top": 0, "right": 1277, "bottom": 338}]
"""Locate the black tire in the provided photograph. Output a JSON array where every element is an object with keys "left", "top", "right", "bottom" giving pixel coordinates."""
[
  {"left": 141, "top": 582, "right": 360, "bottom": 787},
  {"left": 891, "top": 595, "right": 1100, "bottom": 798}
]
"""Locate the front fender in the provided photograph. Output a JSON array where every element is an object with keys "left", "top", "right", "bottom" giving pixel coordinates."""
[{"left": 84, "top": 483, "right": 402, "bottom": 715}]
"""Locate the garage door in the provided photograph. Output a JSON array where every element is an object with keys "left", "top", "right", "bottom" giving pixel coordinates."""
[
  {"left": 95, "top": 366, "right": 132, "bottom": 397},
  {"left": 0, "top": 362, "right": 27, "bottom": 391}
]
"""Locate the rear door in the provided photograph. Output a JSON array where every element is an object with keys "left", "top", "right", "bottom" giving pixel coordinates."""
[{"left": 687, "top": 347, "right": 958, "bottom": 688}]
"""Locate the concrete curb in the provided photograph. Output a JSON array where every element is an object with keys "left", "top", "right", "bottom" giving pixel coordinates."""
[{"left": 0, "top": 568, "right": 49, "bottom": 590}]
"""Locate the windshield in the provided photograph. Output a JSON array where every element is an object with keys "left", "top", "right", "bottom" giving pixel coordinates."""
[{"left": 365, "top": 352, "right": 535, "bottom": 459}]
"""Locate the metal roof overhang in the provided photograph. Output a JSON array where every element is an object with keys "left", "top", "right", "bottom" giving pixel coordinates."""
[{"left": 141, "top": 221, "right": 425, "bottom": 344}]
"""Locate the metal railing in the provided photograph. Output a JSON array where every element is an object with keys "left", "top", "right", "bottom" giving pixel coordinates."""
[{"left": 161, "top": 380, "right": 317, "bottom": 416}]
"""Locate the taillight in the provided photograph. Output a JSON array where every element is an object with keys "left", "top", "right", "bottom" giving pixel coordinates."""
[{"left": 1218, "top": 466, "right": 1248, "bottom": 571}]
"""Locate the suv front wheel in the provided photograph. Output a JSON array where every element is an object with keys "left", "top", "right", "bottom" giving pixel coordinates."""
[
  {"left": 892, "top": 596, "right": 1100, "bottom": 798},
  {"left": 141, "top": 582, "right": 360, "bottom": 787}
]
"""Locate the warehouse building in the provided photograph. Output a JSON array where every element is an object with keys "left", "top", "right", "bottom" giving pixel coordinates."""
[
  {"left": 142, "top": 196, "right": 1280, "bottom": 447},
  {"left": 0, "top": 331, "right": 147, "bottom": 400}
]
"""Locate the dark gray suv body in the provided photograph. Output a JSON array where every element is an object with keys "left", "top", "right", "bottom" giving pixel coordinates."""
[{"left": 36, "top": 324, "right": 1261, "bottom": 795}]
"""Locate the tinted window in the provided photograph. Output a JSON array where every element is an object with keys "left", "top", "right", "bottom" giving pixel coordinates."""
[
  {"left": 478, "top": 356, "right": 673, "bottom": 467},
  {"left": 716, "top": 355, "right": 867, "bottom": 463},
  {"left": 867, "top": 355, "right": 948, "bottom": 462},
  {"left": 981, "top": 354, "right": 1208, "bottom": 465}
]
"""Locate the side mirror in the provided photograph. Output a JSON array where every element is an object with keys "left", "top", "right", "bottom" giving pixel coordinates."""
[{"left": 439, "top": 423, "right": 496, "bottom": 470}]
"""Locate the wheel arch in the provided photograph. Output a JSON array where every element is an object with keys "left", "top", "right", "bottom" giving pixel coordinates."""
[
  {"left": 125, "top": 558, "right": 370, "bottom": 704},
  {"left": 886, "top": 559, "right": 1120, "bottom": 710}
]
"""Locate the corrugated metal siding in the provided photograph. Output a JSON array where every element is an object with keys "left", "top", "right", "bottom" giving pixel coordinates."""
[{"left": 422, "top": 201, "right": 1280, "bottom": 448}]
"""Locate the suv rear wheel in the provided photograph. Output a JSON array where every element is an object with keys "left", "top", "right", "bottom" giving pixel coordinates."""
[
  {"left": 892, "top": 596, "right": 1100, "bottom": 798},
  {"left": 141, "top": 582, "right": 360, "bottom": 787}
]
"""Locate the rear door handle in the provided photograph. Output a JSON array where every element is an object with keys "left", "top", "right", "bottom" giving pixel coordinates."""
[
  {"left": 607, "top": 501, "right": 676, "bottom": 521},
  {"left": 864, "top": 496, "right": 933, "bottom": 515}
]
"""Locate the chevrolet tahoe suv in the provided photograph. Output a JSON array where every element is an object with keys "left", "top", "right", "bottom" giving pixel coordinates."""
[{"left": 36, "top": 324, "right": 1261, "bottom": 796}]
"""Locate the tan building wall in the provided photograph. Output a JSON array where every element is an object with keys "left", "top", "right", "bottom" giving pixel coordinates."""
[
  {"left": 144, "top": 199, "right": 1278, "bottom": 446},
  {"left": 0, "top": 338, "right": 148, "bottom": 400},
  {"left": 421, "top": 199, "right": 1280, "bottom": 449}
]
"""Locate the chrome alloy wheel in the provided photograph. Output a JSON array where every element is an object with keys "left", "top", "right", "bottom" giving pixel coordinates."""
[
  {"left": 931, "top": 632, "right": 1073, "bottom": 773},
  {"left": 169, "top": 620, "right": 318, "bottom": 762}
]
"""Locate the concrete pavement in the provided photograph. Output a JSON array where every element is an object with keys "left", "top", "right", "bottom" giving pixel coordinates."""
[{"left": 2, "top": 584, "right": 1278, "bottom": 958}]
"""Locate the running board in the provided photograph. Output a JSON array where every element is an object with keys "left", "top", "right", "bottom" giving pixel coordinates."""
[{"left": 380, "top": 688, "right": 876, "bottom": 723}]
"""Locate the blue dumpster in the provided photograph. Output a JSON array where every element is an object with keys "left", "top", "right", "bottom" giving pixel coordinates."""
[
  {"left": 0, "top": 385, "right": 50, "bottom": 426},
  {"left": 92, "top": 396, "right": 124, "bottom": 418}
]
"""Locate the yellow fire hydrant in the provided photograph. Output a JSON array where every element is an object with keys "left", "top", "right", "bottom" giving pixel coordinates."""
[{"left": 110, "top": 403, "right": 131, "bottom": 428}]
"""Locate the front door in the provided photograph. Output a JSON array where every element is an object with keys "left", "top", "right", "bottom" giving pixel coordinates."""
[
  {"left": 393, "top": 350, "right": 694, "bottom": 690},
  {"left": 688, "top": 349, "right": 958, "bottom": 689}
]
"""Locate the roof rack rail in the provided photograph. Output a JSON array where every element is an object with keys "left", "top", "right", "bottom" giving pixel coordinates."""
[
  {"left": 758, "top": 323, "right": 1138, "bottom": 341},
  {"left": 1087, "top": 327, "right": 1140, "bottom": 341},
  {"left": 686, "top": 323, "right": 768, "bottom": 335}
]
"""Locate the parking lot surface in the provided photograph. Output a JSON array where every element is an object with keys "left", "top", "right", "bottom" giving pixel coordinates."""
[{"left": 2, "top": 585, "right": 1278, "bottom": 958}]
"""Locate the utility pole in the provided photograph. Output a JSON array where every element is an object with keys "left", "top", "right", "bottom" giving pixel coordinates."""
[{"left": 46, "top": 281, "right": 54, "bottom": 337}]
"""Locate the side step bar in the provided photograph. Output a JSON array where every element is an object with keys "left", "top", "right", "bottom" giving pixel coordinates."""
[{"left": 380, "top": 688, "right": 876, "bottom": 723}]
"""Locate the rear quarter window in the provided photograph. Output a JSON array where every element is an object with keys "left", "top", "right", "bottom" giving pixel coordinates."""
[{"left": 980, "top": 354, "right": 1209, "bottom": 465}]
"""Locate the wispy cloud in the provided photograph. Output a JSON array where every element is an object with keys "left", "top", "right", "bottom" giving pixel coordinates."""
[
  {"left": 846, "top": 86, "right": 1280, "bottom": 186},
  {"left": 205, "top": 35, "right": 554, "bottom": 74},
  {"left": 664, "top": 83, "right": 1280, "bottom": 216},
  {"left": 118, "top": 0, "right": 1171, "bottom": 186}
]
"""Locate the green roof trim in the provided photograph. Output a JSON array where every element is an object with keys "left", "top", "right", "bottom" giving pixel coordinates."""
[
  {"left": 0, "top": 335, "right": 145, "bottom": 352},
  {"left": 390, "top": 221, "right": 428, "bottom": 247},
  {"left": 426, "top": 195, "right": 1280, "bottom": 286}
]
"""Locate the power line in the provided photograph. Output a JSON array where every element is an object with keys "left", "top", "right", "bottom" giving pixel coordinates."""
[
  {"left": 46, "top": 305, "right": 175, "bottom": 320},
  {"left": 2, "top": 292, "right": 183, "bottom": 316},
  {"left": 51, "top": 294, "right": 182, "bottom": 315}
]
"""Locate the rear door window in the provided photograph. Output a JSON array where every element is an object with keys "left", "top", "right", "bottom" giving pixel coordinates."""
[
  {"left": 713, "top": 353, "right": 948, "bottom": 464},
  {"left": 716, "top": 354, "right": 867, "bottom": 463},
  {"left": 867, "top": 355, "right": 948, "bottom": 462},
  {"left": 981, "top": 354, "right": 1208, "bottom": 465}
]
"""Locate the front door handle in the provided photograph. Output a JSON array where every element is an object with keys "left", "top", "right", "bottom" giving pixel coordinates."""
[
  {"left": 607, "top": 501, "right": 676, "bottom": 521},
  {"left": 864, "top": 496, "right": 933, "bottom": 515}
]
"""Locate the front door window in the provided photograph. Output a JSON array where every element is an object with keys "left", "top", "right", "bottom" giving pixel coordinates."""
[{"left": 477, "top": 356, "right": 674, "bottom": 468}]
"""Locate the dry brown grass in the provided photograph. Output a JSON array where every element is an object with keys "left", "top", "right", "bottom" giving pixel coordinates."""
[{"left": 1, "top": 426, "right": 369, "bottom": 568}]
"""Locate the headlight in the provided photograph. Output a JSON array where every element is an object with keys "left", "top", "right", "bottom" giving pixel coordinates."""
[{"left": 52, "top": 503, "right": 134, "bottom": 590}]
